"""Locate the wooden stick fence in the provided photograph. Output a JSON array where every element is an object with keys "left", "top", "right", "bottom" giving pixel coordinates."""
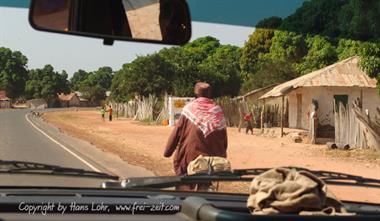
[{"left": 334, "top": 100, "right": 380, "bottom": 150}]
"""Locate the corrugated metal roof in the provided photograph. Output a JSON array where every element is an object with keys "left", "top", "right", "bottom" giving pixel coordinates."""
[
  {"left": 58, "top": 93, "right": 77, "bottom": 101},
  {"left": 234, "top": 84, "right": 279, "bottom": 100},
  {"left": 260, "top": 56, "right": 378, "bottom": 99},
  {"left": 0, "top": 90, "right": 10, "bottom": 100}
]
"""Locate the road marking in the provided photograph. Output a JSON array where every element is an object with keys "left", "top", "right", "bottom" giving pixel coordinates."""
[{"left": 25, "top": 114, "right": 101, "bottom": 172}]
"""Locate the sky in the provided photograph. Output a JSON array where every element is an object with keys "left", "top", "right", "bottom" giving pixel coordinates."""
[
  {"left": 0, "top": 0, "right": 305, "bottom": 76},
  {"left": 0, "top": 7, "right": 254, "bottom": 75}
]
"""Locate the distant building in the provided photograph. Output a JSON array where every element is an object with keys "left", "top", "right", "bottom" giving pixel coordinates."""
[
  {"left": 57, "top": 92, "right": 81, "bottom": 107},
  {"left": 260, "top": 56, "right": 380, "bottom": 137},
  {"left": 74, "top": 91, "right": 89, "bottom": 107},
  {"left": 0, "top": 90, "right": 11, "bottom": 109},
  {"left": 79, "top": 97, "right": 89, "bottom": 107},
  {"left": 27, "top": 99, "right": 48, "bottom": 109}
]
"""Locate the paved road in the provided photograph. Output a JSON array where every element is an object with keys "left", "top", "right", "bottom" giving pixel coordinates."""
[
  {"left": 0, "top": 109, "right": 153, "bottom": 187},
  {"left": 0, "top": 109, "right": 93, "bottom": 169},
  {"left": 0, "top": 109, "right": 111, "bottom": 187}
]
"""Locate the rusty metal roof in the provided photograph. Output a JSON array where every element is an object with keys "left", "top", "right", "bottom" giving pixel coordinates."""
[
  {"left": 0, "top": 90, "right": 10, "bottom": 100},
  {"left": 260, "top": 56, "right": 378, "bottom": 99},
  {"left": 58, "top": 93, "right": 77, "bottom": 101},
  {"left": 234, "top": 84, "right": 279, "bottom": 100}
]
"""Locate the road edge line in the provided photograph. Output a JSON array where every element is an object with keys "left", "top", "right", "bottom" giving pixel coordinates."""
[{"left": 25, "top": 113, "right": 101, "bottom": 172}]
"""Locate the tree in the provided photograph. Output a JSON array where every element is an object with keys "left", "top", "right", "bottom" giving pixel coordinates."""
[
  {"left": 338, "top": 0, "right": 380, "bottom": 41},
  {"left": 297, "top": 35, "right": 337, "bottom": 74},
  {"left": 25, "top": 65, "right": 70, "bottom": 105},
  {"left": 336, "top": 39, "right": 364, "bottom": 60},
  {"left": 79, "top": 67, "right": 113, "bottom": 104},
  {"left": 70, "top": 69, "right": 90, "bottom": 91},
  {"left": 159, "top": 37, "right": 223, "bottom": 97},
  {"left": 280, "top": 0, "right": 345, "bottom": 38},
  {"left": 256, "top": 16, "right": 282, "bottom": 29},
  {"left": 0, "top": 47, "right": 28, "bottom": 99},
  {"left": 268, "top": 30, "right": 307, "bottom": 64},
  {"left": 240, "top": 59, "right": 298, "bottom": 94},
  {"left": 359, "top": 42, "right": 380, "bottom": 79},
  {"left": 112, "top": 53, "right": 175, "bottom": 98},
  {"left": 199, "top": 45, "right": 242, "bottom": 97},
  {"left": 181, "top": 36, "right": 221, "bottom": 63},
  {"left": 110, "top": 68, "right": 130, "bottom": 102},
  {"left": 240, "top": 28, "right": 276, "bottom": 75}
]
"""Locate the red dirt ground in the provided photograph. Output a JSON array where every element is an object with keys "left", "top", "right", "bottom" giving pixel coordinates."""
[{"left": 43, "top": 110, "right": 380, "bottom": 203}]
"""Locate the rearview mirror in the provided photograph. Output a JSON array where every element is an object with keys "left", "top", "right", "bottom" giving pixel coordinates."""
[{"left": 29, "top": 0, "right": 192, "bottom": 45}]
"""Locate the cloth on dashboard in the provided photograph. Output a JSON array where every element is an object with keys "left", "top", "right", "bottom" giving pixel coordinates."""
[
  {"left": 187, "top": 155, "right": 231, "bottom": 175},
  {"left": 247, "top": 168, "right": 351, "bottom": 216}
]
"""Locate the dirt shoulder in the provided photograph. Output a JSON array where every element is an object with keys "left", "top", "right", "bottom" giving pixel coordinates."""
[{"left": 43, "top": 110, "right": 380, "bottom": 203}]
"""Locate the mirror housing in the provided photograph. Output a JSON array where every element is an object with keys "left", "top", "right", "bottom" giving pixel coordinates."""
[{"left": 29, "top": 0, "right": 192, "bottom": 45}]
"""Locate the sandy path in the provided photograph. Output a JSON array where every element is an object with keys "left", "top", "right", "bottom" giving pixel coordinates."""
[{"left": 43, "top": 110, "right": 380, "bottom": 203}]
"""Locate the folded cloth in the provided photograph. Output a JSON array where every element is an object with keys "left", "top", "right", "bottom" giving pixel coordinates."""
[
  {"left": 247, "top": 168, "right": 352, "bottom": 215},
  {"left": 187, "top": 155, "right": 231, "bottom": 175}
]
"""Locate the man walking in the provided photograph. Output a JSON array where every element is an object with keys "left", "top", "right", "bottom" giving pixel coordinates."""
[{"left": 163, "top": 82, "right": 228, "bottom": 190}]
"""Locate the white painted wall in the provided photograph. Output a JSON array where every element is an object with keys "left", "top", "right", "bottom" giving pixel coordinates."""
[{"left": 287, "top": 87, "right": 380, "bottom": 130}]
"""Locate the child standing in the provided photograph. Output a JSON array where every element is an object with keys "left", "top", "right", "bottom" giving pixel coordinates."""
[
  {"left": 108, "top": 105, "right": 113, "bottom": 122},
  {"left": 244, "top": 113, "right": 253, "bottom": 135},
  {"left": 100, "top": 107, "right": 106, "bottom": 121}
]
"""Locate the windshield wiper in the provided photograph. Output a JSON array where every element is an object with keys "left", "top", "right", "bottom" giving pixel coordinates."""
[
  {"left": 102, "top": 167, "right": 380, "bottom": 189},
  {"left": 233, "top": 167, "right": 380, "bottom": 189},
  {"left": 0, "top": 160, "right": 118, "bottom": 180}
]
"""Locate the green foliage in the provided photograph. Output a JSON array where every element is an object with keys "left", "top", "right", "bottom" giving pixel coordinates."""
[
  {"left": 338, "top": 0, "right": 380, "bottom": 41},
  {"left": 240, "top": 60, "right": 298, "bottom": 94},
  {"left": 70, "top": 70, "right": 90, "bottom": 91},
  {"left": 239, "top": 0, "right": 380, "bottom": 95},
  {"left": 182, "top": 36, "right": 221, "bottom": 63},
  {"left": 336, "top": 39, "right": 364, "bottom": 60},
  {"left": 256, "top": 17, "right": 282, "bottom": 29},
  {"left": 280, "top": 0, "right": 380, "bottom": 41},
  {"left": 240, "top": 29, "right": 275, "bottom": 75},
  {"left": 268, "top": 30, "right": 307, "bottom": 63},
  {"left": 79, "top": 67, "right": 113, "bottom": 103},
  {"left": 359, "top": 42, "right": 380, "bottom": 79},
  {"left": 4, "top": 0, "right": 380, "bottom": 102},
  {"left": 159, "top": 46, "right": 201, "bottom": 97},
  {"left": 280, "top": 0, "right": 345, "bottom": 38},
  {"left": 199, "top": 45, "right": 242, "bottom": 97},
  {"left": 297, "top": 35, "right": 337, "bottom": 74},
  {"left": 110, "top": 69, "right": 129, "bottom": 102},
  {"left": 25, "top": 65, "right": 70, "bottom": 105},
  {"left": 111, "top": 53, "right": 175, "bottom": 100},
  {"left": 0, "top": 47, "right": 28, "bottom": 99},
  {"left": 109, "top": 36, "right": 244, "bottom": 99}
]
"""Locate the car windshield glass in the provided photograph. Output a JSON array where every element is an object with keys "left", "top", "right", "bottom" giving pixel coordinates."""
[{"left": 0, "top": 0, "right": 379, "bottom": 205}]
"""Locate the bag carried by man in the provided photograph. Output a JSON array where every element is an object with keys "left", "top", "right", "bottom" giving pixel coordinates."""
[{"left": 187, "top": 155, "right": 231, "bottom": 175}]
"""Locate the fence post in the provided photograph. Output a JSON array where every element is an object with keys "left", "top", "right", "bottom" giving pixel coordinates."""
[
  {"left": 281, "top": 96, "right": 284, "bottom": 137},
  {"left": 261, "top": 99, "right": 266, "bottom": 133}
]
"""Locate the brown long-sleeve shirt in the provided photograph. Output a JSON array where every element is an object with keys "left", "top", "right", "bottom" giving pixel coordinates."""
[{"left": 164, "top": 115, "right": 228, "bottom": 175}]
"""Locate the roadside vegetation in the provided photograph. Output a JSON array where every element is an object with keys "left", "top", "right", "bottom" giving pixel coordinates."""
[{"left": 1, "top": 0, "right": 380, "bottom": 105}]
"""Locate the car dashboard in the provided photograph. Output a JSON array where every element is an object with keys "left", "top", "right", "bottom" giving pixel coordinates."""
[{"left": 0, "top": 188, "right": 379, "bottom": 221}]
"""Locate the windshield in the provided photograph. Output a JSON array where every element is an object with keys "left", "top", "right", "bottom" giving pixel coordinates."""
[{"left": 0, "top": 0, "right": 379, "bottom": 205}]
